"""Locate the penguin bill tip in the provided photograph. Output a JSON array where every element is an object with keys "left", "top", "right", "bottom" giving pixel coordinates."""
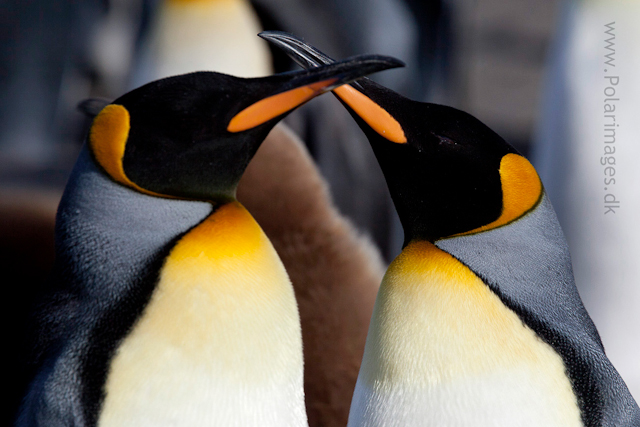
[{"left": 227, "top": 54, "right": 404, "bottom": 133}]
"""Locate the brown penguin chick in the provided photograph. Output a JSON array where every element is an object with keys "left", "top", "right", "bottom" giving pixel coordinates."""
[{"left": 237, "top": 123, "right": 384, "bottom": 427}]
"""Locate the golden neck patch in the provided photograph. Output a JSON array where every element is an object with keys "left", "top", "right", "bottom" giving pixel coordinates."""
[
  {"left": 89, "top": 104, "right": 165, "bottom": 198},
  {"left": 169, "top": 201, "right": 262, "bottom": 263},
  {"left": 458, "top": 153, "right": 542, "bottom": 236},
  {"left": 334, "top": 85, "right": 407, "bottom": 143}
]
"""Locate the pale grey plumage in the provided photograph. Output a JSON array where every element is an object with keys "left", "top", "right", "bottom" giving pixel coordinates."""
[
  {"left": 17, "top": 147, "right": 212, "bottom": 427},
  {"left": 437, "top": 194, "right": 640, "bottom": 426}
]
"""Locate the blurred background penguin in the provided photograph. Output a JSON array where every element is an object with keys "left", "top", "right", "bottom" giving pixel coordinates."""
[{"left": 2, "top": 0, "right": 639, "bottom": 425}]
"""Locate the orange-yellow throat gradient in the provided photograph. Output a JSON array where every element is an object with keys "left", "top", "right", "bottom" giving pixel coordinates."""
[
  {"left": 98, "top": 202, "right": 303, "bottom": 425},
  {"left": 366, "top": 240, "right": 559, "bottom": 379},
  {"left": 353, "top": 240, "right": 582, "bottom": 425}
]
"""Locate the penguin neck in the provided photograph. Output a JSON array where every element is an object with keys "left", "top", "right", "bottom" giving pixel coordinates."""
[
  {"left": 30, "top": 147, "right": 215, "bottom": 426},
  {"left": 55, "top": 145, "right": 214, "bottom": 299},
  {"left": 97, "top": 200, "right": 308, "bottom": 426},
  {"left": 349, "top": 239, "right": 582, "bottom": 426}
]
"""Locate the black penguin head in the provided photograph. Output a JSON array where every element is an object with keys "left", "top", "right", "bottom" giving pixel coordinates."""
[
  {"left": 88, "top": 55, "right": 403, "bottom": 201},
  {"left": 261, "top": 31, "right": 543, "bottom": 243}
]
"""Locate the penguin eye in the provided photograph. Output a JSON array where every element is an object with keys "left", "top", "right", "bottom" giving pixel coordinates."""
[{"left": 431, "top": 132, "right": 457, "bottom": 146}]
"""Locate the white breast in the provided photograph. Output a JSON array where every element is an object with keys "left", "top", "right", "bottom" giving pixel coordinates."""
[{"left": 348, "top": 241, "right": 583, "bottom": 427}]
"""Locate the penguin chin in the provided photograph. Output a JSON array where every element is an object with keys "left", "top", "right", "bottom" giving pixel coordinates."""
[
  {"left": 122, "top": 148, "right": 254, "bottom": 201},
  {"left": 121, "top": 126, "right": 270, "bottom": 201},
  {"left": 143, "top": 178, "right": 239, "bottom": 203}
]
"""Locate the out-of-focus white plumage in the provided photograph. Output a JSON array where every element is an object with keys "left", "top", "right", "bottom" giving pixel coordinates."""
[{"left": 132, "top": 0, "right": 272, "bottom": 87}]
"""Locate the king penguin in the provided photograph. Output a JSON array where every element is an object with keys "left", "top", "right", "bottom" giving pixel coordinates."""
[
  {"left": 260, "top": 32, "right": 640, "bottom": 427},
  {"left": 15, "top": 55, "right": 402, "bottom": 427},
  {"left": 130, "top": 4, "right": 388, "bottom": 425}
]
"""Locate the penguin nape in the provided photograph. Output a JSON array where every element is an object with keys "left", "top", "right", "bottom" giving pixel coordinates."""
[
  {"left": 261, "top": 32, "right": 640, "bottom": 427},
  {"left": 15, "top": 56, "right": 403, "bottom": 427}
]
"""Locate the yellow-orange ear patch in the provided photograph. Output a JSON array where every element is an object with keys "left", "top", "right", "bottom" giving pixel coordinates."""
[
  {"left": 89, "top": 104, "right": 164, "bottom": 197},
  {"left": 90, "top": 104, "right": 132, "bottom": 187},
  {"left": 459, "top": 153, "right": 542, "bottom": 235},
  {"left": 334, "top": 85, "right": 407, "bottom": 143},
  {"left": 227, "top": 79, "right": 337, "bottom": 133}
]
